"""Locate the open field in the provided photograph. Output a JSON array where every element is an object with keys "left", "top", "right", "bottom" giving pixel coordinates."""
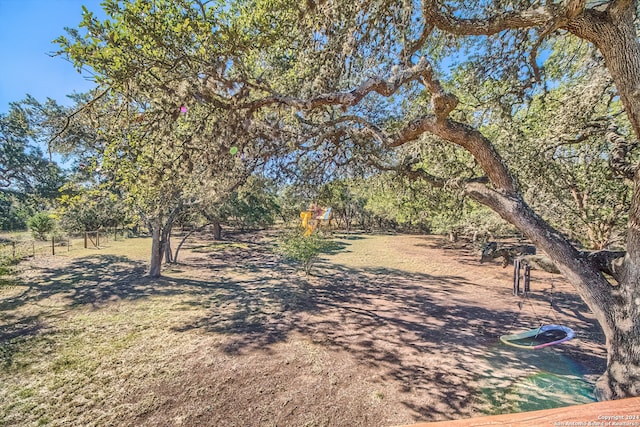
[
  {"left": 0, "top": 231, "right": 606, "bottom": 426},
  {"left": 0, "top": 231, "right": 132, "bottom": 262}
]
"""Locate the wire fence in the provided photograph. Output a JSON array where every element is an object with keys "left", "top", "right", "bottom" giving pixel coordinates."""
[{"left": 0, "top": 230, "right": 124, "bottom": 264}]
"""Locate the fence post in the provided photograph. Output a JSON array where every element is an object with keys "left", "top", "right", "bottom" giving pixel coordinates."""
[
  {"left": 524, "top": 265, "right": 531, "bottom": 294},
  {"left": 84, "top": 232, "right": 88, "bottom": 249},
  {"left": 51, "top": 237, "right": 55, "bottom": 256},
  {"left": 97, "top": 231, "right": 100, "bottom": 247},
  {"left": 513, "top": 258, "right": 521, "bottom": 296},
  {"left": 12, "top": 241, "right": 16, "bottom": 258},
  {"left": 32, "top": 241, "right": 35, "bottom": 257}
]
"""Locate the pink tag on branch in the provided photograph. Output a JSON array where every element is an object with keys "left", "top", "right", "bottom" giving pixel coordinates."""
[{"left": 180, "top": 105, "right": 188, "bottom": 113}]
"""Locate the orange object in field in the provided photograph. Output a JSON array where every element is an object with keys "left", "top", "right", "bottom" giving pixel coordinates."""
[
  {"left": 300, "top": 211, "right": 314, "bottom": 236},
  {"left": 300, "top": 211, "right": 312, "bottom": 227}
]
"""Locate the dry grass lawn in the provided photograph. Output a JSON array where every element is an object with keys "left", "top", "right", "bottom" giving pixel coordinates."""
[{"left": 0, "top": 231, "right": 606, "bottom": 426}]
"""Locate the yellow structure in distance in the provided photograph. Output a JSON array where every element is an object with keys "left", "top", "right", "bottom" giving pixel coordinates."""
[{"left": 300, "top": 205, "right": 332, "bottom": 236}]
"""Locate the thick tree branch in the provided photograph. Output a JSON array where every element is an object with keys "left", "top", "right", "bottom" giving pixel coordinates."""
[
  {"left": 401, "top": 164, "right": 489, "bottom": 189},
  {"left": 387, "top": 116, "right": 518, "bottom": 193},
  {"left": 46, "top": 86, "right": 111, "bottom": 148},
  {"left": 422, "top": 1, "right": 557, "bottom": 36},
  {"left": 240, "top": 57, "right": 434, "bottom": 112},
  {"left": 583, "top": 249, "right": 627, "bottom": 281},
  {"left": 271, "top": 57, "right": 516, "bottom": 194},
  {"left": 400, "top": 24, "right": 434, "bottom": 66},
  {"left": 463, "top": 181, "right": 615, "bottom": 302}
]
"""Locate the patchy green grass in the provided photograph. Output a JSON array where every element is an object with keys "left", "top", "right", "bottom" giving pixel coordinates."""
[
  {"left": 0, "top": 234, "right": 151, "bottom": 266},
  {"left": 190, "top": 241, "right": 250, "bottom": 253},
  {"left": 0, "top": 237, "right": 160, "bottom": 426},
  {"left": 0, "top": 233, "right": 304, "bottom": 426},
  {"left": 58, "top": 236, "right": 151, "bottom": 261},
  {"left": 1, "top": 290, "right": 208, "bottom": 426},
  {"left": 0, "top": 232, "right": 605, "bottom": 426}
]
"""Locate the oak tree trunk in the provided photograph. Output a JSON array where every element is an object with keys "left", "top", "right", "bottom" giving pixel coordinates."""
[
  {"left": 467, "top": 182, "right": 640, "bottom": 400},
  {"left": 595, "top": 299, "right": 640, "bottom": 400},
  {"left": 148, "top": 208, "right": 180, "bottom": 277},
  {"left": 410, "top": 40, "right": 640, "bottom": 396},
  {"left": 164, "top": 226, "right": 174, "bottom": 264},
  {"left": 149, "top": 221, "right": 164, "bottom": 278},
  {"left": 427, "top": 2, "right": 640, "bottom": 400},
  {"left": 565, "top": 3, "right": 640, "bottom": 400},
  {"left": 212, "top": 220, "right": 222, "bottom": 240}
]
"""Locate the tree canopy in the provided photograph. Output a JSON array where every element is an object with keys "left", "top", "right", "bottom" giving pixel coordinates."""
[
  {"left": 54, "top": 0, "right": 640, "bottom": 400},
  {"left": 0, "top": 99, "right": 67, "bottom": 230}
]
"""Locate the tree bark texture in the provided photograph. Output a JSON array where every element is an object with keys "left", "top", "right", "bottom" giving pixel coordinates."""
[
  {"left": 212, "top": 220, "right": 222, "bottom": 240},
  {"left": 149, "top": 221, "right": 164, "bottom": 278},
  {"left": 148, "top": 207, "right": 181, "bottom": 278},
  {"left": 164, "top": 230, "right": 174, "bottom": 264},
  {"left": 565, "top": 1, "right": 640, "bottom": 401}
]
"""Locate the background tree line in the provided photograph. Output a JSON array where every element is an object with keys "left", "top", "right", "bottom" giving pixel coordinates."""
[{"left": 1, "top": 97, "right": 517, "bottom": 242}]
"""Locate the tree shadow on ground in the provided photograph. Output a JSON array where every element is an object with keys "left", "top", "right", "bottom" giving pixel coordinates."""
[
  {"left": 167, "top": 242, "right": 605, "bottom": 420},
  {"left": 0, "top": 236, "right": 606, "bottom": 423},
  {"left": 2, "top": 255, "right": 148, "bottom": 311},
  {"left": 0, "top": 255, "right": 150, "bottom": 369}
]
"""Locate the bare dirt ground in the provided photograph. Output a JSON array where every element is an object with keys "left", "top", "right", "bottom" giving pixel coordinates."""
[{"left": 0, "top": 231, "right": 606, "bottom": 426}]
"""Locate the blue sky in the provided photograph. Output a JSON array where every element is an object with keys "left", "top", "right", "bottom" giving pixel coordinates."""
[{"left": 0, "top": 0, "right": 105, "bottom": 114}]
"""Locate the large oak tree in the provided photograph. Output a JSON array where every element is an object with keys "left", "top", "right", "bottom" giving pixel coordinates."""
[{"left": 59, "top": 0, "right": 640, "bottom": 400}]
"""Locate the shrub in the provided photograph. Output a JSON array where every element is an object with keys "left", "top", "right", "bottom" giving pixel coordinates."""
[
  {"left": 277, "top": 230, "right": 334, "bottom": 275},
  {"left": 28, "top": 212, "right": 56, "bottom": 240}
]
